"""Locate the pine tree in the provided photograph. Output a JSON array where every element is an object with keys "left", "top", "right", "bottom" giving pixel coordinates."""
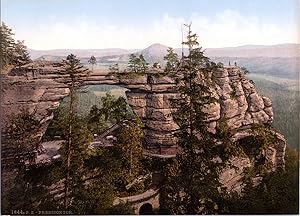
[
  {"left": 127, "top": 54, "right": 148, "bottom": 73},
  {"left": 61, "top": 117, "right": 93, "bottom": 212},
  {"left": 112, "top": 96, "right": 131, "bottom": 123},
  {"left": 138, "top": 54, "right": 148, "bottom": 73},
  {"left": 5, "top": 110, "right": 42, "bottom": 168},
  {"left": 0, "top": 22, "right": 15, "bottom": 69},
  {"left": 108, "top": 63, "right": 119, "bottom": 74},
  {"left": 0, "top": 23, "right": 31, "bottom": 70},
  {"left": 86, "top": 105, "right": 109, "bottom": 134},
  {"left": 164, "top": 47, "right": 179, "bottom": 73},
  {"left": 162, "top": 24, "right": 234, "bottom": 214},
  {"left": 115, "top": 118, "right": 144, "bottom": 181},
  {"left": 241, "top": 66, "right": 250, "bottom": 75},
  {"left": 61, "top": 54, "right": 89, "bottom": 209},
  {"left": 13, "top": 40, "right": 32, "bottom": 66}
]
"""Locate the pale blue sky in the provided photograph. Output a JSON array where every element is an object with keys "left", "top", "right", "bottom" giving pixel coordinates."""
[{"left": 1, "top": 0, "right": 299, "bottom": 49}]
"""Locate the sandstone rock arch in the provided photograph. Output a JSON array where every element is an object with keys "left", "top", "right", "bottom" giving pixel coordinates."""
[
  {"left": 1, "top": 63, "right": 286, "bottom": 166},
  {"left": 1, "top": 62, "right": 288, "bottom": 214}
]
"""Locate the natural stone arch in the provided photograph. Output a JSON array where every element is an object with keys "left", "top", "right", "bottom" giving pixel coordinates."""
[
  {"left": 1, "top": 64, "right": 286, "bottom": 166},
  {"left": 1, "top": 61, "right": 290, "bottom": 215}
]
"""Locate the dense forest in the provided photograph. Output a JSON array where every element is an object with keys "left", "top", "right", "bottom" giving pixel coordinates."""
[{"left": 250, "top": 77, "right": 299, "bottom": 149}]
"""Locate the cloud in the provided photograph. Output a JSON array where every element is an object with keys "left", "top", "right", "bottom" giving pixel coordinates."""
[{"left": 13, "top": 9, "right": 297, "bottom": 49}]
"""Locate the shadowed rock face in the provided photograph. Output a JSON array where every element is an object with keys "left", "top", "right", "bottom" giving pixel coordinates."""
[{"left": 1, "top": 64, "right": 286, "bottom": 172}]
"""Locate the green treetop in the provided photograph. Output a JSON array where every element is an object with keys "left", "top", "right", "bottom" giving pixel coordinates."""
[
  {"left": 127, "top": 54, "right": 149, "bottom": 73},
  {"left": 182, "top": 23, "right": 199, "bottom": 52},
  {"left": 0, "top": 22, "right": 31, "bottom": 70},
  {"left": 13, "top": 40, "right": 31, "bottom": 66},
  {"left": 164, "top": 47, "right": 179, "bottom": 74},
  {"left": 0, "top": 22, "right": 15, "bottom": 69}
]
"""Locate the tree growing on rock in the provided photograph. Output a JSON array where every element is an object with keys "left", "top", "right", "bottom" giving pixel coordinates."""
[
  {"left": 0, "top": 22, "right": 31, "bottom": 71},
  {"left": 0, "top": 22, "right": 15, "bottom": 70},
  {"left": 241, "top": 66, "right": 250, "bottom": 75},
  {"left": 13, "top": 40, "right": 31, "bottom": 66},
  {"left": 2, "top": 110, "right": 46, "bottom": 213},
  {"left": 86, "top": 105, "right": 109, "bottom": 134},
  {"left": 161, "top": 24, "right": 236, "bottom": 214},
  {"left": 108, "top": 54, "right": 149, "bottom": 80},
  {"left": 127, "top": 54, "right": 148, "bottom": 73},
  {"left": 164, "top": 47, "right": 179, "bottom": 74},
  {"left": 61, "top": 54, "right": 90, "bottom": 209},
  {"left": 60, "top": 117, "right": 93, "bottom": 212}
]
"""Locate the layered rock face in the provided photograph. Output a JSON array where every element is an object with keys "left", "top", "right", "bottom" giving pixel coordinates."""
[
  {"left": 123, "top": 75, "right": 179, "bottom": 155},
  {"left": 214, "top": 67, "right": 273, "bottom": 128},
  {"left": 124, "top": 67, "right": 285, "bottom": 161},
  {"left": 1, "top": 64, "right": 286, "bottom": 170},
  {"left": 1, "top": 70, "right": 70, "bottom": 169}
]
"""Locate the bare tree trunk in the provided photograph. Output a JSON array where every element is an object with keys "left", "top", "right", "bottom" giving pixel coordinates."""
[{"left": 64, "top": 82, "right": 74, "bottom": 209}]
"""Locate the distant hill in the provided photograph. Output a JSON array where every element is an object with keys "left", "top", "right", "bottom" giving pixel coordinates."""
[
  {"left": 30, "top": 43, "right": 299, "bottom": 60},
  {"left": 133, "top": 43, "right": 299, "bottom": 79},
  {"left": 139, "top": 43, "right": 300, "bottom": 79},
  {"left": 34, "top": 55, "right": 64, "bottom": 62},
  {"left": 95, "top": 43, "right": 177, "bottom": 65},
  {"left": 205, "top": 44, "right": 299, "bottom": 58},
  {"left": 29, "top": 43, "right": 299, "bottom": 79},
  {"left": 29, "top": 48, "right": 140, "bottom": 60},
  {"left": 136, "top": 43, "right": 170, "bottom": 65},
  {"left": 139, "top": 43, "right": 299, "bottom": 60},
  {"left": 134, "top": 43, "right": 299, "bottom": 63}
]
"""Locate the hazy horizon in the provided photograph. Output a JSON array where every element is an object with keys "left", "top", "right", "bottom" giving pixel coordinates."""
[
  {"left": 2, "top": 0, "right": 299, "bottom": 50},
  {"left": 27, "top": 42, "right": 299, "bottom": 51}
]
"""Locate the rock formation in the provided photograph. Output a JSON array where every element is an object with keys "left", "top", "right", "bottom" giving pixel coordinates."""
[{"left": 1, "top": 63, "right": 286, "bottom": 174}]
